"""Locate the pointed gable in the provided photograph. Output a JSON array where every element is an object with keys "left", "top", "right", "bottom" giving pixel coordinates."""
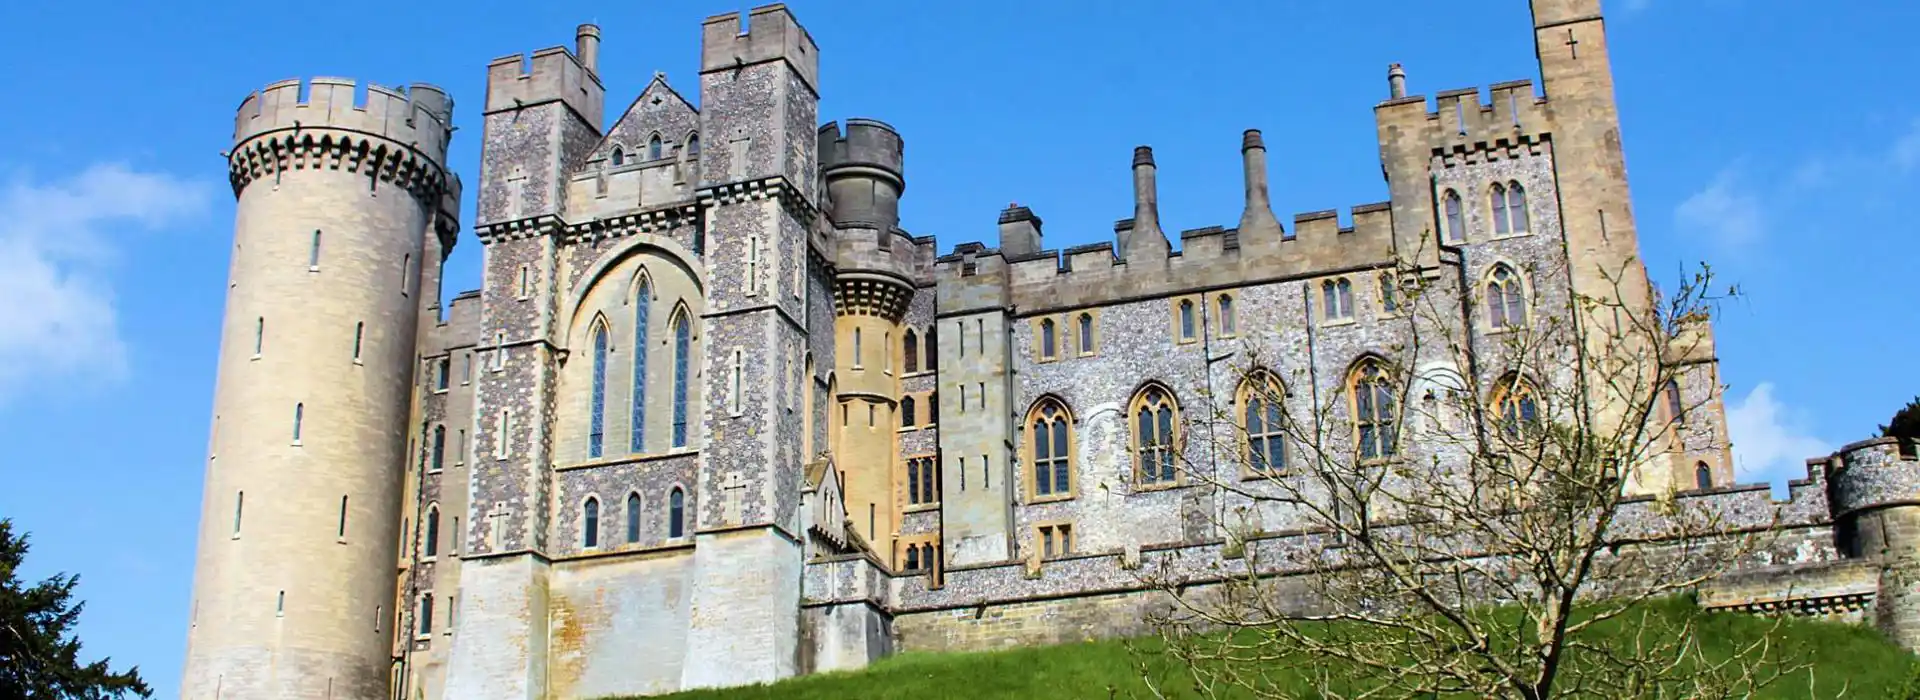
[{"left": 588, "top": 72, "right": 701, "bottom": 169}]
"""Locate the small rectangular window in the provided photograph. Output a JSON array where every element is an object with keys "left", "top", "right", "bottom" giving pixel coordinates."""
[
  {"left": 277, "top": 591, "right": 285, "bottom": 617},
  {"left": 402, "top": 254, "right": 411, "bottom": 298},
  {"left": 461, "top": 353, "right": 472, "bottom": 383},
  {"left": 418, "top": 595, "right": 433, "bottom": 635},
  {"left": 436, "top": 357, "right": 450, "bottom": 390}
]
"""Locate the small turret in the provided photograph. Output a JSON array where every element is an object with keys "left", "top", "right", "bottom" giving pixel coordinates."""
[
  {"left": 576, "top": 24, "right": 601, "bottom": 77},
  {"left": 818, "top": 119, "right": 906, "bottom": 231},
  {"left": 1118, "top": 146, "right": 1169, "bottom": 260},
  {"left": 1237, "top": 130, "right": 1281, "bottom": 237},
  {"left": 998, "top": 203, "right": 1043, "bottom": 257}
]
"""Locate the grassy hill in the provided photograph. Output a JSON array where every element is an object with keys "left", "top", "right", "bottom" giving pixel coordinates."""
[{"left": 642, "top": 600, "right": 1918, "bottom": 699}]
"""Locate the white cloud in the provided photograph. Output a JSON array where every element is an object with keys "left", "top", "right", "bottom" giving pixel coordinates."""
[
  {"left": 0, "top": 164, "right": 212, "bottom": 404},
  {"left": 1726, "top": 382, "right": 1832, "bottom": 488},
  {"left": 1893, "top": 117, "right": 1920, "bottom": 172},
  {"left": 1673, "top": 168, "right": 1764, "bottom": 249}
]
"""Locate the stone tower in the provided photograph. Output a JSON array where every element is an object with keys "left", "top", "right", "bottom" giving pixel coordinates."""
[{"left": 183, "top": 78, "right": 457, "bottom": 698}]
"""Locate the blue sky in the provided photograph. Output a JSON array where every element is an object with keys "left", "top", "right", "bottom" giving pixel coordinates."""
[{"left": 0, "top": 0, "right": 1913, "bottom": 695}]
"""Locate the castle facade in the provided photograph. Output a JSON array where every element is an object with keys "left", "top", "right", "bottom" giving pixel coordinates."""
[{"left": 180, "top": 2, "right": 1920, "bottom": 698}]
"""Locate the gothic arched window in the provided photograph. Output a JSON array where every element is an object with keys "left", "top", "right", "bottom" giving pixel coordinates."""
[
  {"left": 901, "top": 396, "right": 917, "bottom": 427},
  {"left": 671, "top": 308, "right": 692, "bottom": 448},
  {"left": 582, "top": 497, "right": 600, "bottom": 548},
  {"left": 1506, "top": 181, "right": 1530, "bottom": 233},
  {"left": 424, "top": 505, "right": 440, "bottom": 557},
  {"left": 686, "top": 132, "right": 700, "bottom": 158},
  {"left": 632, "top": 276, "right": 652, "bottom": 452},
  {"left": 647, "top": 133, "right": 663, "bottom": 161},
  {"left": 1443, "top": 189, "right": 1464, "bottom": 243},
  {"left": 589, "top": 322, "right": 609, "bottom": 458},
  {"left": 1028, "top": 398, "right": 1073, "bottom": 497},
  {"left": 1217, "top": 295, "right": 1237, "bottom": 336},
  {"left": 1131, "top": 385, "right": 1180, "bottom": 484},
  {"left": 1077, "top": 313, "right": 1094, "bottom": 355},
  {"left": 1492, "top": 182, "right": 1512, "bottom": 236},
  {"left": 1351, "top": 360, "right": 1398, "bottom": 460},
  {"left": 1322, "top": 278, "right": 1354, "bottom": 321},
  {"left": 625, "top": 492, "right": 642, "bottom": 544},
  {"left": 1665, "top": 379, "right": 1686, "bottom": 424},
  {"left": 668, "top": 487, "right": 685, "bottom": 538},
  {"left": 1487, "top": 264, "right": 1527, "bottom": 329},
  {"left": 1492, "top": 375, "right": 1540, "bottom": 438},
  {"left": 1241, "top": 372, "right": 1286, "bottom": 473},
  {"left": 1040, "top": 319, "right": 1057, "bottom": 359},
  {"left": 610, "top": 146, "right": 625, "bottom": 166},
  {"left": 1178, "top": 300, "right": 1196, "bottom": 341},
  {"left": 903, "top": 329, "right": 919, "bottom": 373},
  {"left": 1695, "top": 462, "right": 1713, "bottom": 490}
]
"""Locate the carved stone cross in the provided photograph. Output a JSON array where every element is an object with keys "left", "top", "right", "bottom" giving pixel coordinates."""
[
  {"left": 485, "top": 503, "right": 510, "bottom": 552},
  {"left": 505, "top": 166, "right": 529, "bottom": 219},
  {"left": 721, "top": 472, "right": 750, "bottom": 525},
  {"left": 1564, "top": 28, "right": 1579, "bottom": 59}
]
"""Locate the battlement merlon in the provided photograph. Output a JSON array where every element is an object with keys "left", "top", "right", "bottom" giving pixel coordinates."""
[
  {"left": 932, "top": 244, "right": 1012, "bottom": 317},
  {"left": 1374, "top": 80, "right": 1548, "bottom": 155},
  {"left": 701, "top": 4, "right": 821, "bottom": 95},
  {"left": 484, "top": 45, "right": 605, "bottom": 129},
  {"left": 233, "top": 78, "right": 453, "bottom": 165},
  {"left": 1827, "top": 437, "right": 1920, "bottom": 520},
  {"left": 936, "top": 202, "right": 1397, "bottom": 316}
]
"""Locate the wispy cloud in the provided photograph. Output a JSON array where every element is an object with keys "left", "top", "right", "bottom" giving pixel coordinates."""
[
  {"left": 1893, "top": 117, "right": 1920, "bottom": 172},
  {"left": 0, "top": 164, "right": 213, "bottom": 405},
  {"left": 1727, "top": 382, "right": 1832, "bottom": 488},
  {"left": 1673, "top": 168, "right": 1764, "bottom": 250}
]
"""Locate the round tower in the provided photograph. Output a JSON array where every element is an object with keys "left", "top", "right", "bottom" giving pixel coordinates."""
[
  {"left": 182, "top": 77, "right": 454, "bottom": 699},
  {"left": 819, "top": 119, "right": 917, "bottom": 559},
  {"left": 1829, "top": 437, "right": 1920, "bottom": 650}
]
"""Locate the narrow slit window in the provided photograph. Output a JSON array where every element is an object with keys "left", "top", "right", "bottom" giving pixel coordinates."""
[
  {"left": 668, "top": 487, "right": 685, "bottom": 538},
  {"left": 582, "top": 497, "right": 600, "bottom": 548},
  {"left": 424, "top": 507, "right": 440, "bottom": 557},
  {"left": 588, "top": 323, "right": 608, "bottom": 458},
  {"left": 431, "top": 426, "right": 445, "bottom": 470},
  {"left": 852, "top": 328, "right": 863, "bottom": 368},
  {"left": 418, "top": 595, "right": 433, "bottom": 635},
  {"left": 337, "top": 495, "right": 349, "bottom": 538},
  {"left": 292, "top": 403, "right": 304, "bottom": 443},
  {"left": 309, "top": 230, "right": 321, "bottom": 269},
  {"left": 233, "top": 491, "right": 244, "bottom": 536},
  {"left": 671, "top": 310, "right": 691, "bottom": 448},
  {"left": 1443, "top": 189, "right": 1464, "bottom": 243},
  {"left": 436, "top": 357, "right": 449, "bottom": 390},
  {"left": 254, "top": 317, "right": 264, "bottom": 356},
  {"left": 626, "top": 493, "right": 641, "bottom": 543},
  {"left": 1077, "top": 313, "right": 1093, "bottom": 354},
  {"left": 401, "top": 254, "right": 411, "bottom": 297},
  {"left": 729, "top": 350, "right": 744, "bottom": 415},
  {"left": 352, "top": 322, "right": 364, "bottom": 361},
  {"left": 1040, "top": 319, "right": 1056, "bottom": 359},
  {"left": 277, "top": 591, "right": 285, "bottom": 617}
]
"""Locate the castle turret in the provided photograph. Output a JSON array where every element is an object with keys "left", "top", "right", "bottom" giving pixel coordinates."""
[
  {"left": 184, "top": 77, "right": 456, "bottom": 699},
  {"left": 1828, "top": 438, "right": 1920, "bottom": 649}
]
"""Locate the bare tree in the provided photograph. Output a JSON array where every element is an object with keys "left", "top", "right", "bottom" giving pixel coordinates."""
[{"left": 1136, "top": 252, "right": 1814, "bottom": 699}]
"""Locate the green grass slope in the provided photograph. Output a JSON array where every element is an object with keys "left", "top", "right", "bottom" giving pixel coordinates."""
[{"left": 639, "top": 601, "right": 1916, "bottom": 699}]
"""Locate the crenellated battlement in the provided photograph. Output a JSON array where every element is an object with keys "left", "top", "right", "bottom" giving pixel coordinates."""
[
  {"left": 701, "top": 4, "right": 820, "bottom": 93},
  {"left": 1375, "top": 79, "right": 1550, "bottom": 154},
  {"left": 934, "top": 198, "right": 1397, "bottom": 317},
  {"left": 484, "top": 45, "right": 603, "bottom": 126},
  {"left": 1827, "top": 437, "right": 1920, "bottom": 519},
  {"left": 819, "top": 119, "right": 904, "bottom": 190},
  {"left": 233, "top": 78, "right": 452, "bottom": 160},
  {"left": 228, "top": 78, "right": 454, "bottom": 200}
]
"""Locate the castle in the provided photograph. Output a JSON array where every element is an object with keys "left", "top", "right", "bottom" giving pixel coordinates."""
[{"left": 179, "top": 1, "right": 1920, "bottom": 698}]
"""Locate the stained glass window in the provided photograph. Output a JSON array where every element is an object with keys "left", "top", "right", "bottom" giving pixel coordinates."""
[
  {"left": 1133, "top": 387, "right": 1178, "bottom": 483},
  {"left": 1443, "top": 189, "right": 1464, "bottom": 243},
  {"left": 1030, "top": 400, "right": 1072, "bottom": 496},
  {"left": 584, "top": 325, "right": 607, "bottom": 457},
  {"left": 632, "top": 279, "right": 651, "bottom": 452},
  {"left": 672, "top": 311, "right": 690, "bottom": 448},
  {"left": 1353, "top": 362, "right": 1398, "bottom": 460}
]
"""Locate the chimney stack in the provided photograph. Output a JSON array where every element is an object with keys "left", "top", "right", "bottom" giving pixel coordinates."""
[
  {"left": 1387, "top": 63, "right": 1407, "bottom": 99},
  {"left": 577, "top": 24, "right": 602, "bottom": 76},
  {"left": 998, "top": 203, "right": 1044, "bottom": 257},
  {"left": 1132, "top": 146, "right": 1161, "bottom": 236},
  {"left": 1238, "top": 130, "right": 1281, "bottom": 235}
]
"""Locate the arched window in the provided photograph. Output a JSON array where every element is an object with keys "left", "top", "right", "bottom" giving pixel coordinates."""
[
  {"left": 625, "top": 493, "right": 642, "bottom": 543},
  {"left": 631, "top": 277, "right": 651, "bottom": 452},
  {"left": 1442, "top": 189, "right": 1464, "bottom": 243},
  {"left": 582, "top": 497, "right": 600, "bottom": 548},
  {"left": 424, "top": 506, "right": 440, "bottom": 557},
  {"left": 922, "top": 544, "right": 936, "bottom": 572},
  {"left": 1506, "top": 182, "right": 1530, "bottom": 233},
  {"left": 686, "top": 133, "right": 700, "bottom": 158},
  {"left": 1322, "top": 278, "right": 1354, "bottom": 320},
  {"left": 1077, "top": 313, "right": 1094, "bottom": 355},
  {"left": 589, "top": 322, "right": 609, "bottom": 458},
  {"left": 1029, "top": 399, "right": 1072, "bottom": 496},
  {"left": 903, "top": 329, "right": 919, "bottom": 373},
  {"left": 906, "top": 545, "right": 921, "bottom": 571},
  {"left": 431, "top": 425, "right": 446, "bottom": 471},
  {"left": 1040, "top": 319, "right": 1057, "bottom": 359},
  {"left": 610, "top": 146, "right": 625, "bottom": 166},
  {"left": 1491, "top": 182, "right": 1512, "bottom": 236},
  {"left": 1695, "top": 462, "right": 1713, "bottom": 490},
  {"left": 1131, "top": 385, "right": 1179, "bottom": 484},
  {"left": 1178, "top": 300, "right": 1196, "bottom": 341},
  {"left": 1351, "top": 361, "right": 1398, "bottom": 460},
  {"left": 1217, "top": 295, "right": 1237, "bottom": 336},
  {"left": 901, "top": 396, "right": 917, "bottom": 427},
  {"left": 925, "top": 326, "right": 938, "bottom": 370},
  {"left": 668, "top": 487, "right": 685, "bottom": 538},
  {"left": 647, "top": 133, "right": 663, "bottom": 161},
  {"left": 1380, "top": 273, "right": 1401, "bottom": 313},
  {"left": 1487, "top": 265, "right": 1527, "bottom": 329},
  {"left": 1491, "top": 375, "right": 1540, "bottom": 438},
  {"left": 1241, "top": 372, "right": 1286, "bottom": 473},
  {"left": 1665, "top": 379, "right": 1685, "bottom": 424},
  {"left": 671, "top": 309, "right": 691, "bottom": 448}
]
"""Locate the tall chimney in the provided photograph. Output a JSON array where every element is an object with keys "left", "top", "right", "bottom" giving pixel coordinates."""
[
  {"left": 1238, "top": 130, "right": 1281, "bottom": 235},
  {"left": 577, "top": 24, "right": 602, "bottom": 76},
  {"left": 1132, "top": 146, "right": 1161, "bottom": 237},
  {"left": 1387, "top": 63, "right": 1407, "bottom": 99}
]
